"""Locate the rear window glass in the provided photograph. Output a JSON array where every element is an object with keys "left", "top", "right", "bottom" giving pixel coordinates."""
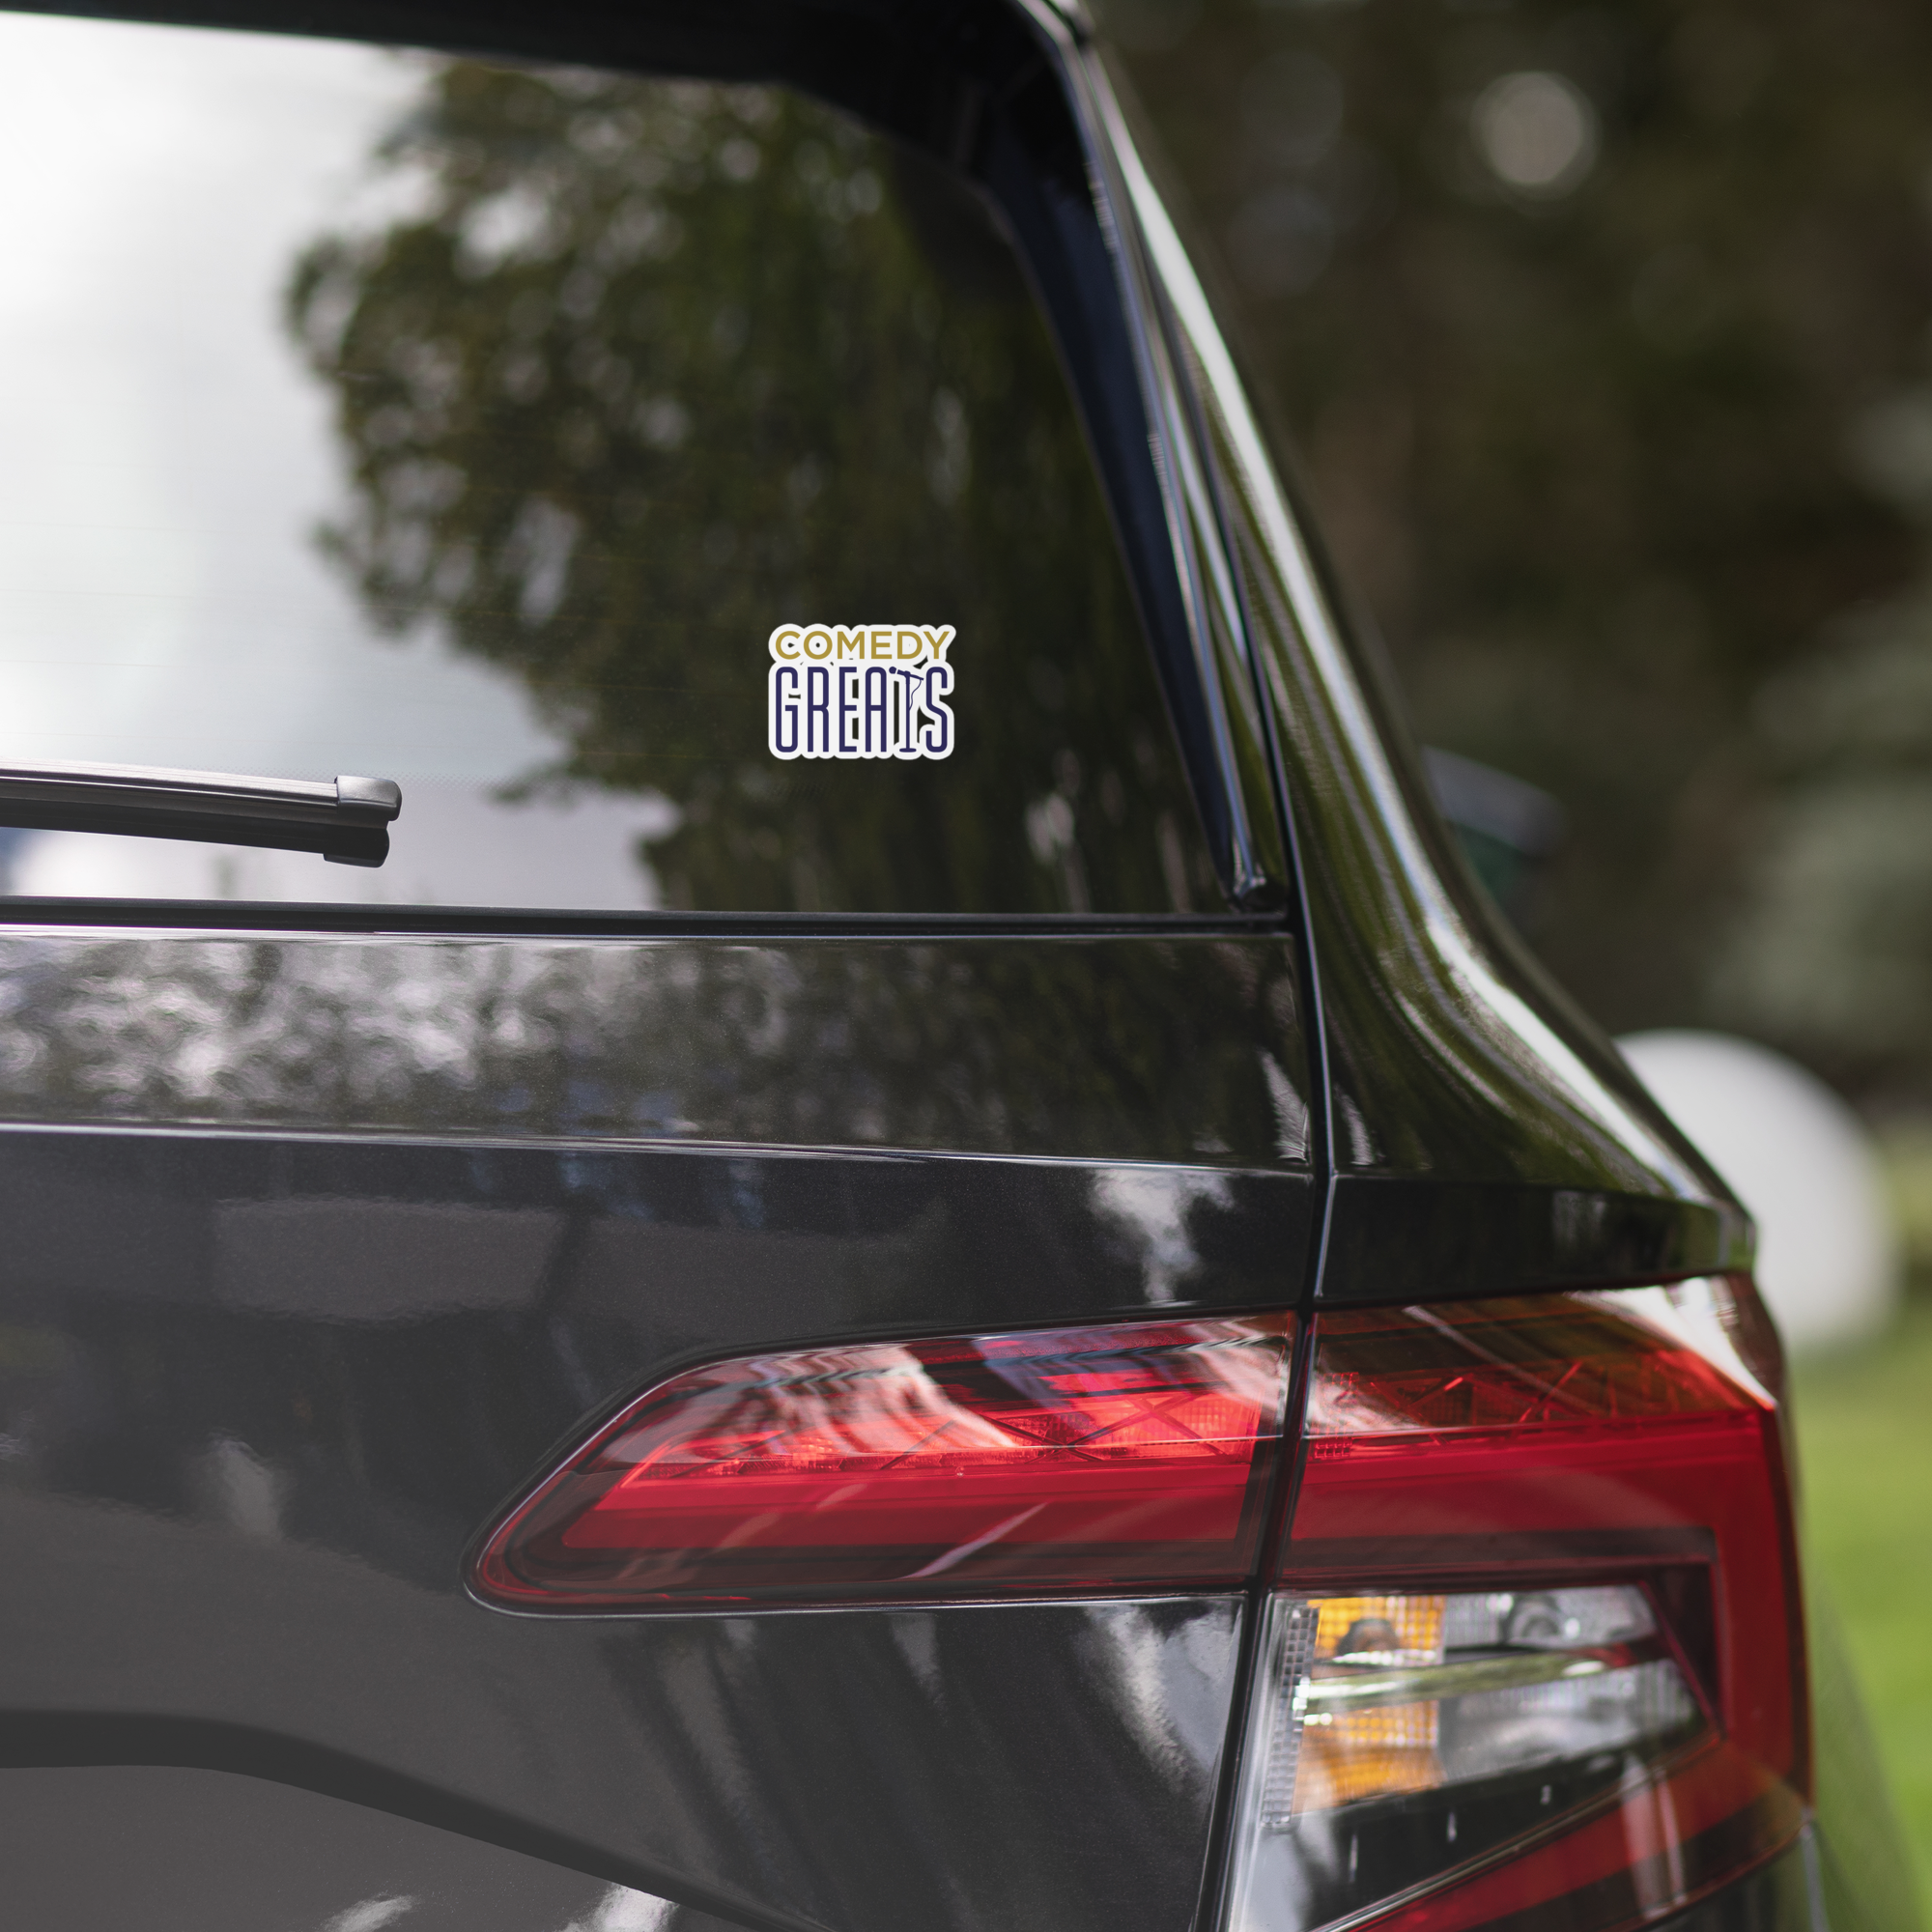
[{"left": 0, "top": 12, "right": 1219, "bottom": 914}]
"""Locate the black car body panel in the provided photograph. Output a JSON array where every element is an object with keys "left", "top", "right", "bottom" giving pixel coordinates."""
[
  {"left": 0, "top": 927, "right": 1314, "bottom": 1163},
  {"left": 0, "top": 1774, "right": 1828, "bottom": 1932},
  {"left": 0, "top": 929, "right": 1307, "bottom": 1923}
]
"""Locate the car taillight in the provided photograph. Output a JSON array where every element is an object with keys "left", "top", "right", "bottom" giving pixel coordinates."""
[
  {"left": 467, "top": 1275, "right": 1806, "bottom": 1932},
  {"left": 468, "top": 1313, "right": 1293, "bottom": 1608},
  {"left": 1224, "top": 1279, "right": 1806, "bottom": 1932}
]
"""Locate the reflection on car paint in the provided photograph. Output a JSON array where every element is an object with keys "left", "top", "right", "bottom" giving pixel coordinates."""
[{"left": 0, "top": 932, "right": 1311, "bottom": 1163}]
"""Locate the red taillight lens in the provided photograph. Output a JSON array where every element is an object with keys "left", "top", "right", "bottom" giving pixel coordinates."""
[
  {"left": 469, "top": 1278, "right": 1807, "bottom": 1932},
  {"left": 469, "top": 1314, "right": 1293, "bottom": 1609},
  {"left": 1227, "top": 1280, "right": 1805, "bottom": 1932}
]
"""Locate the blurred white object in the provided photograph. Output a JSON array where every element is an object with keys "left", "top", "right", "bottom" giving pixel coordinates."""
[
  {"left": 1471, "top": 71, "right": 1599, "bottom": 197},
  {"left": 1616, "top": 1030, "right": 1900, "bottom": 1350}
]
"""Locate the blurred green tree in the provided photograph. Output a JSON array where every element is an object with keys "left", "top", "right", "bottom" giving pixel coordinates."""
[
  {"left": 1713, "top": 581, "right": 1932, "bottom": 1086},
  {"left": 1100, "top": 0, "right": 1932, "bottom": 1095}
]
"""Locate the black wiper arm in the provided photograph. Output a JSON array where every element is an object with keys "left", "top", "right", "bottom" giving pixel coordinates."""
[{"left": 0, "top": 760, "right": 401, "bottom": 867}]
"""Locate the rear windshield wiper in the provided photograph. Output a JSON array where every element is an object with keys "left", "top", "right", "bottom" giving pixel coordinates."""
[{"left": 0, "top": 760, "right": 401, "bottom": 867}]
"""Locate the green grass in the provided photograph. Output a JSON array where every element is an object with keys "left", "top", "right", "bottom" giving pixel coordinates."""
[{"left": 1793, "top": 1299, "right": 1932, "bottom": 1908}]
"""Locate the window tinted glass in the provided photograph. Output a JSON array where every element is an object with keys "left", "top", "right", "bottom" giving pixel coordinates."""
[{"left": 0, "top": 13, "right": 1218, "bottom": 913}]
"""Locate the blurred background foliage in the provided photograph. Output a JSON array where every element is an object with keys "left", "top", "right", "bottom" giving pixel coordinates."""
[
  {"left": 1099, "top": 0, "right": 1932, "bottom": 1111},
  {"left": 1094, "top": 0, "right": 1932, "bottom": 1894}
]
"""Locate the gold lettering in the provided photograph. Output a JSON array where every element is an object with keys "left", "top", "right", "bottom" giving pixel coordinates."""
[
  {"left": 803, "top": 627, "right": 834, "bottom": 661},
  {"left": 770, "top": 625, "right": 804, "bottom": 662},
  {"left": 835, "top": 626, "right": 866, "bottom": 661}
]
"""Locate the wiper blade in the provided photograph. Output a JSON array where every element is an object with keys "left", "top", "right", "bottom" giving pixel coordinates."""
[{"left": 0, "top": 760, "right": 401, "bottom": 867}]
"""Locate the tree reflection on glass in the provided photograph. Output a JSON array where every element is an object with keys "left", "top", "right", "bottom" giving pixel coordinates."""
[{"left": 289, "top": 62, "right": 1214, "bottom": 913}]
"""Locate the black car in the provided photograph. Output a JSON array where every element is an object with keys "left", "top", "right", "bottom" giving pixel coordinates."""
[{"left": 0, "top": 2, "right": 1913, "bottom": 1930}]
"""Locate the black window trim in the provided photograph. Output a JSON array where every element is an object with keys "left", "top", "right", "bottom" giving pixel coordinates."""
[{"left": 0, "top": 899, "right": 1291, "bottom": 940}]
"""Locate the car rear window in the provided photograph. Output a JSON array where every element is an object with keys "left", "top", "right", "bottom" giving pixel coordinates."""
[{"left": 0, "top": 11, "right": 1219, "bottom": 914}]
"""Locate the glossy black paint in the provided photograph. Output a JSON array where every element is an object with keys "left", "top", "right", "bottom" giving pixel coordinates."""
[
  {"left": 0, "top": 925, "right": 1307, "bottom": 1927},
  {"left": 0, "top": 1764, "right": 703, "bottom": 1932},
  {"left": 1321, "top": 1177, "right": 1743, "bottom": 1302},
  {"left": 0, "top": 1594, "right": 1238, "bottom": 1932},
  {"left": 0, "top": 929, "right": 1312, "bottom": 1163},
  {"left": 1153, "top": 217, "right": 1752, "bottom": 1298},
  {"left": 0, "top": 1777, "right": 1831, "bottom": 1932}
]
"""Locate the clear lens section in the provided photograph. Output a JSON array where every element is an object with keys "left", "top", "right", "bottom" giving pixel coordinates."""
[
  {"left": 1228, "top": 1586, "right": 1703, "bottom": 1932},
  {"left": 1240, "top": 1287, "right": 1806, "bottom": 1932}
]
